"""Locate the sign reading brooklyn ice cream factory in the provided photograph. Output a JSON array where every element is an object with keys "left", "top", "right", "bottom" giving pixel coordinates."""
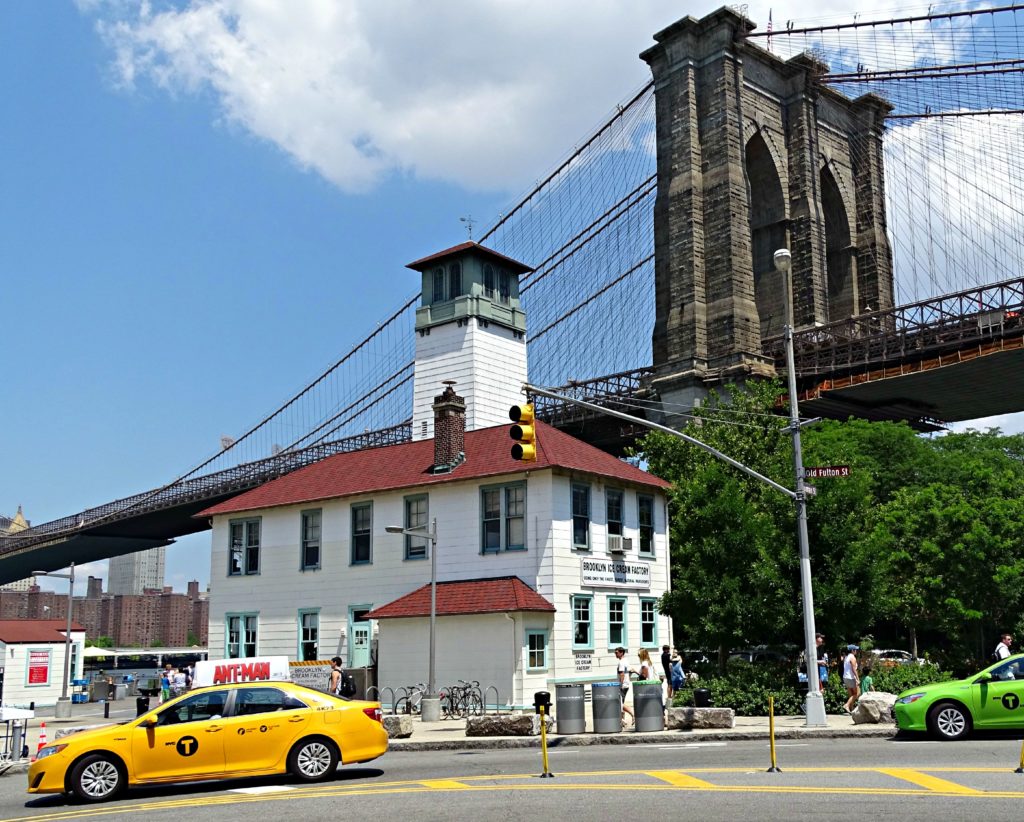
[{"left": 580, "top": 557, "right": 651, "bottom": 589}]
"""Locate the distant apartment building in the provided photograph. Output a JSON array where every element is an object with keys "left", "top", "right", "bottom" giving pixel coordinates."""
[
  {"left": 0, "top": 577, "right": 208, "bottom": 647},
  {"left": 0, "top": 507, "right": 35, "bottom": 592},
  {"left": 108, "top": 547, "right": 166, "bottom": 595}
]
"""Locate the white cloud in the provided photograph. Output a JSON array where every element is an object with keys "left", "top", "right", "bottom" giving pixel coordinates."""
[
  {"left": 948, "top": 412, "right": 1024, "bottom": 436},
  {"left": 82, "top": 0, "right": 871, "bottom": 193}
]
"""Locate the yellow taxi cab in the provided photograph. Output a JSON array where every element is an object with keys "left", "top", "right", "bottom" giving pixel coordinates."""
[{"left": 28, "top": 679, "right": 388, "bottom": 802}]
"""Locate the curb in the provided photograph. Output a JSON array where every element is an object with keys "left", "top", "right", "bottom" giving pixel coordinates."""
[{"left": 387, "top": 725, "right": 896, "bottom": 752}]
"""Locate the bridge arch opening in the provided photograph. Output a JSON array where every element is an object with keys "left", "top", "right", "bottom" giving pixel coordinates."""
[
  {"left": 745, "top": 132, "right": 787, "bottom": 337},
  {"left": 821, "top": 166, "right": 854, "bottom": 320}
]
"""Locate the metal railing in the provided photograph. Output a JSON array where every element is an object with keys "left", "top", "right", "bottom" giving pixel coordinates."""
[
  {"left": 762, "top": 277, "right": 1024, "bottom": 377},
  {"left": 533, "top": 368, "right": 655, "bottom": 425}
]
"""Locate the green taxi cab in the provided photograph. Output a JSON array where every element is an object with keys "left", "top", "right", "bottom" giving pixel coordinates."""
[
  {"left": 893, "top": 653, "right": 1024, "bottom": 740},
  {"left": 29, "top": 680, "right": 387, "bottom": 802}
]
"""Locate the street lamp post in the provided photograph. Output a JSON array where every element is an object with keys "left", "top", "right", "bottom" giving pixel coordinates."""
[
  {"left": 385, "top": 519, "right": 439, "bottom": 721},
  {"left": 32, "top": 563, "right": 76, "bottom": 719},
  {"left": 773, "top": 248, "right": 827, "bottom": 727}
]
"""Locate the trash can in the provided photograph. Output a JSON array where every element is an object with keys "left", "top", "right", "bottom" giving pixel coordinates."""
[
  {"left": 136, "top": 696, "right": 151, "bottom": 716},
  {"left": 591, "top": 682, "right": 622, "bottom": 734},
  {"left": 694, "top": 687, "right": 713, "bottom": 708},
  {"left": 554, "top": 683, "right": 586, "bottom": 734},
  {"left": 633, "top": 680, "right": 664, "bottom": 732}
]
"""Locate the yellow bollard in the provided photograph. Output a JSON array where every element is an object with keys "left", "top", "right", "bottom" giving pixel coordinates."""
[
  {"left": 1015, "top": 736, "right": 1024, "bottom": 773},
  {"left": 539, "top": 704, "right": 554, "bottom": 778},
  {"left": 767, "top": 695, "right": 781, "bottom": 773}
]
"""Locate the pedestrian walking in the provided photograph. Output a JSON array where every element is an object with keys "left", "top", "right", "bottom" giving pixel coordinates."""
[
  {"left": 614, "top": 647, "right": 634, "bottom": 727},
  {"left": 661, "top": 645, "right": 673, "bottom": 700},
  {"left": 842, "top": 644, "right": 860, "bottom": 714},
  {"left": 670, "top": 652, "right": 685, "bottom": 693},
  {"left": 328, "top": 656, "right": 343, "bottom": 695},
  {"left": 815, "top": 633, "right": 829, "bottom": 691}
]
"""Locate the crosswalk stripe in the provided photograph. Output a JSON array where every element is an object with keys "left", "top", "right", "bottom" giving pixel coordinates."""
[
  {"left": 647, "top": 770, "right": 717, "bottom": 788},
  {"left": 420, "top": 779, "right": 469, "bottom": 790},
  {"left": 879, "top": 768, "right": 982, "bottom": 794}
]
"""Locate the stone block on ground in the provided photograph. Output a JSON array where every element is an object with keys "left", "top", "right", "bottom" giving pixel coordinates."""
[
  {"left": 383, "top": 715, "right": 413, "bottom": 738},
  {"left": 666, "top": 707, "right": 735, "bottom": 730},
  {"left": 466, "top": 713, "right": 553, "bottom": 737},
  {"left": 852, "top": 692, "right": 897, "bottom": 724}
]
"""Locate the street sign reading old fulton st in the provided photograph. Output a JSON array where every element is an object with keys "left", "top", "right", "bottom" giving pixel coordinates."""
[{"left": 803, "top": 465, "right": 851, "bottom": 478}]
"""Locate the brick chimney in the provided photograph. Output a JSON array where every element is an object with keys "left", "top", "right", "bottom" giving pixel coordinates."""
[{"left": 432, "top": 382, "right": 466, "bottom": 473}]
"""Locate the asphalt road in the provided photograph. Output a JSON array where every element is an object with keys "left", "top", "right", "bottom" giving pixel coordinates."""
[{"left": 5, "top": 736, "right": 1024, "bottom": 821}]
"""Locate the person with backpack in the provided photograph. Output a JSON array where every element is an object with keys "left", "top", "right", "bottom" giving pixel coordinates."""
[
  {"left": 994, "top": 634, "right": 1013, "bottom": 661},
  {"left": 329, "top": 656, "right": 358, "bottom": 698}
]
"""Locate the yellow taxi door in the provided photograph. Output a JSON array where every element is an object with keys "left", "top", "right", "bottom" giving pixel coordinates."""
[
  {"left": 132, "top": 690, "right": 228, "bottom": 781},
  {"left": 220, "top": 686, "right": 312, "bottom": 773}
]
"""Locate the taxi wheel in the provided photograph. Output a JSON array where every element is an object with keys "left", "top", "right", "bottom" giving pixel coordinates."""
[
  {"left": 928, "top": 701, "right": 971, "bottom": 740},
  {"left": 288, "top": 737, "right": 339, "bottom": 782},
  {"left": 69, "top": 754, "right": 124, "bottom": 802}
]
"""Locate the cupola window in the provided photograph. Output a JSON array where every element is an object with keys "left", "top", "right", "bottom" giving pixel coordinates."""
[
  {"left": 432, "top": 267, "right": 445, "bottom": 302},
  {"left": 483, "top": 264, "right": 495, "bottom": 299},
  {"left": 448, "top": 262, "right": 462, "bottom": 299}
]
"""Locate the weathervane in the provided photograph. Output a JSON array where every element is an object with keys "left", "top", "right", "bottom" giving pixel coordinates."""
[{"left": 460, "top": 215, "right": 476, "bottom": 240}]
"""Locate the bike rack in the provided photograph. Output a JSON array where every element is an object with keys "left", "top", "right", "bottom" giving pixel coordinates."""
[
  {"left": 484, "top": 685, "right": 501, "bottom": 714},
  {"left": 365, "top": 685, "right": 379, "bottom": 702},
  {"left": 388, "top": 686, "right": 405, "bottom": 715}
]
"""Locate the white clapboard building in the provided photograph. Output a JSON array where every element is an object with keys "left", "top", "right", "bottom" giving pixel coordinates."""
[{"left": 198, "top": 242, "right": 671, "bottom": 709}]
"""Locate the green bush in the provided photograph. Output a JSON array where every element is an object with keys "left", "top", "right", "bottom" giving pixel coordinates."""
[{"left": 670, "top": 660, "right": 950, "bottom": 715}]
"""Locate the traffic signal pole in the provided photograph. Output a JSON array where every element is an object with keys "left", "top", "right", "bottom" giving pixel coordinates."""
[{"left": 522, "top": 382, "right": 827, "bottom": 727}]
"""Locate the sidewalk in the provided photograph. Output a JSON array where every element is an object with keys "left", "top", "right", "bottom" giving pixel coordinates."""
[{"left": 0, "top": 700, "right": 894, "bottom": 777}]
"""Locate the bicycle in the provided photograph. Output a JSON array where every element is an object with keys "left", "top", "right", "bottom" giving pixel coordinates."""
[
  {"left": 395, "top": 683, "right": 428, "bottom": 715},
  {"left": 441, "top": 679, "right": 483, "bottom": 718}
]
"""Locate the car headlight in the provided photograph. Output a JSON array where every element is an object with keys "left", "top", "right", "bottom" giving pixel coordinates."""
[
  {"left": 897, "top": 693, "right": 926, "bottom": 705},
  {"left": 34, "top": 744, "right": 68, "bottom": 761}
]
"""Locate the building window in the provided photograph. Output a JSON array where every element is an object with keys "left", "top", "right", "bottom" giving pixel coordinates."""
[
  {"left": 227, "top": 613, "right": 258, "bottom": 658},
  {"left": 499, "top": 270, "right": 511, "bottom": 304},
  {"left": 572, "top": 483, "right": 590, "bottom": 549},
  {"left": 638, "top": 494, "right": 655, "bottom": 555},
  {"left": 351, "top": 502, "right": 372, "bottom": 565},
  {"left": 448, "top": 262, "right": 462, "bottom": 299},
  {"left": 228, "top": 518, "right": 260, "bottom": 576},
  {"left": 640, "top": 598, "right": 658, "bottom": 646},
  {"left": 571, "top": 594, "right": 593, "bottom": 650},
  {"left": 300, "top": 510, "right": 321, "bottom": 571},
  {"left": 404, "top": 494, "right": 429, "bottom": 560},
  {"left": 483, "top": 263, "right": 495, "bottom": 298},
  {"left": 526, "top": 630, "right": 548, "bottom": 671},
  {"left": 481, "top": 483, "right": 525, "bottom": 553},
  {"left": 608, "top": 597, "right": 627, "bottom": 649},
  {"left": 432, "top": 267, "right": 445, "bottom": 301},
  {"left": 298, "top": 609, "right": 319, "bottom": 661},
  {"left": 606, "top": 489, "right": 623, "bottom": 537}
]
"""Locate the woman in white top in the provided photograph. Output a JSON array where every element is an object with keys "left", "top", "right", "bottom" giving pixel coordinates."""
[{"left": 842, "top": 644, "right": 861, "bottom": 714}]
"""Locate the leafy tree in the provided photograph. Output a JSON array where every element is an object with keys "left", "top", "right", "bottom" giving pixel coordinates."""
[{"left": 91, "top": 635, "right": 114, "bottom": 648}]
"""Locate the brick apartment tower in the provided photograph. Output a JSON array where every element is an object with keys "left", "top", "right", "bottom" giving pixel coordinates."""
[{"left": 641, "top": 7, "right": 894, "bottom": 410}]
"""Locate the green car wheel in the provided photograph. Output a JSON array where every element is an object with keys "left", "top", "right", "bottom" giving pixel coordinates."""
[{"left": 928, "top": 701, "right": 971, "bottom": 741}]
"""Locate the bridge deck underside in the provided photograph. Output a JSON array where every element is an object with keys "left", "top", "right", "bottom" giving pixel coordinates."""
[
  {"left": 0, "top": 497, "right": 224, "bottom": 585},
  {"left": 798, "top": 346, "right": 1024, "bottom": 427}
]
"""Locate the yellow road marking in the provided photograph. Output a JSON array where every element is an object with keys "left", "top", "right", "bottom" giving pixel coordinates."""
[
  {"left": 419, "top": 779, "right": 468, "bottom": 790},
  {"left": 647, "top": 770, "right": 716, "bottom": 788},
  {"left": 878, "top": 768, "right": 982, "bottom": 794}
]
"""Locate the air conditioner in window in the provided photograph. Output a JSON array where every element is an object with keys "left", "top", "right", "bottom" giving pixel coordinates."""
[{"left": 607, "top": 535, "right": 631, "bottom": 553}]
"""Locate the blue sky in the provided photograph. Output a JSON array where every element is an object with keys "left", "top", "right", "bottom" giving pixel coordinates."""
[{"left": 4, "top": 1, "right": 1019, "bottom": 593}]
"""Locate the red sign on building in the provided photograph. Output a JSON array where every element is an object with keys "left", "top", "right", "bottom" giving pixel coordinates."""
[{"left": 27, "top": 650, "right": 50, "bottom": 685}]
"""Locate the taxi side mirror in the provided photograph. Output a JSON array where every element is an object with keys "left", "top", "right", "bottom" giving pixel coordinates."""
[
  {"left": 139, "top": 716, "right": 157, "bottom": 728},
  {"left": 976, "top": 672, "right": 993, "bottom": 683}
]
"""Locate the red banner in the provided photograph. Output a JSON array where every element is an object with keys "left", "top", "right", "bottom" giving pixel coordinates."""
[{"left": 27, "top": 650, "right": 50, "bottom": 685}]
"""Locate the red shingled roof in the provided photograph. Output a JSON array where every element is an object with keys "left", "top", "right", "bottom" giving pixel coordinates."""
[
  {"left": 0, "top": 620, "right": 86, "bottom": 643},
  {"left": 198, "top": 421, "right": 669, "bottom": 518},
  {"left": 366, "top": 576, "right": 555, "bottom": 619},
  {"left": 405, "top": 241, "right": 532, "bottom": 274}
]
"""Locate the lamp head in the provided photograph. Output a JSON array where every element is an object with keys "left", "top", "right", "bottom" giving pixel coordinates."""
[
  {"left": 774, "top": 247, "right": 790, "bottom": 276},
  {"left": 773, "top": 248, "right": 792, "bottom": 274},
  {"left": 385, "top": 526, "right": 404, "bottom": 534}
]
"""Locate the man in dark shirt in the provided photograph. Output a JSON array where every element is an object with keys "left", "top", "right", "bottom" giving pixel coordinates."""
[{"left": 661, "top": 645, "right": 673, "bottom": 699}]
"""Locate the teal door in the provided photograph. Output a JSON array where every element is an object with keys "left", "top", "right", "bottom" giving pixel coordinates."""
[{"left": 350, "top": 608, "right": 372, "bottom": 668}]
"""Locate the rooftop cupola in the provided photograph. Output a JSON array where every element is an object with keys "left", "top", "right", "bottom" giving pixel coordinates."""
[
  {"left": 406, "top": 242, "right": 532, "bottom": 440},
  {"left": 406, "top": 241, "right": 530, "bottom": 336}
]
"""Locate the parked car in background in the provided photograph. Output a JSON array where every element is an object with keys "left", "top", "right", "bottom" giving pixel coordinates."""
[
  {"left": 873, "top": 649, "right": 925, "bottom": 667},
  {"left": 729, "top": 648, "right": 790, "bottom": 664}
]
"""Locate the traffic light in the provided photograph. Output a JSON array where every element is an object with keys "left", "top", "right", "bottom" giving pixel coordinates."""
[{"left": 509, "top": 403, "right": 537, "bottom": 461}]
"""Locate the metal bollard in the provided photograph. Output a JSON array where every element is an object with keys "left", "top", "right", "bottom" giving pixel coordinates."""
[
  {"left": 11, "top": 721, "right": 23, "bottom": 761},
  {"left": 104, "top": 701, "right": 110, "bottom": 719}
]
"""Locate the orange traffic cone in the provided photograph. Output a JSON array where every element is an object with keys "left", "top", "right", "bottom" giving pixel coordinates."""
[{"left": 35, "top": 722, "right": 47, "bottom": 758}]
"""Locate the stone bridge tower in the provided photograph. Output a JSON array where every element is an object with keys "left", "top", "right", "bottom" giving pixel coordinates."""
[{"left": 641, "top": 7, "right": 895, "bottom": 408}]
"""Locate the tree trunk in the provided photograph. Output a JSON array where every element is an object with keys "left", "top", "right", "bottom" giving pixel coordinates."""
[{"left": 909, "top": 625, "right": 918, "bottom": 660}]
